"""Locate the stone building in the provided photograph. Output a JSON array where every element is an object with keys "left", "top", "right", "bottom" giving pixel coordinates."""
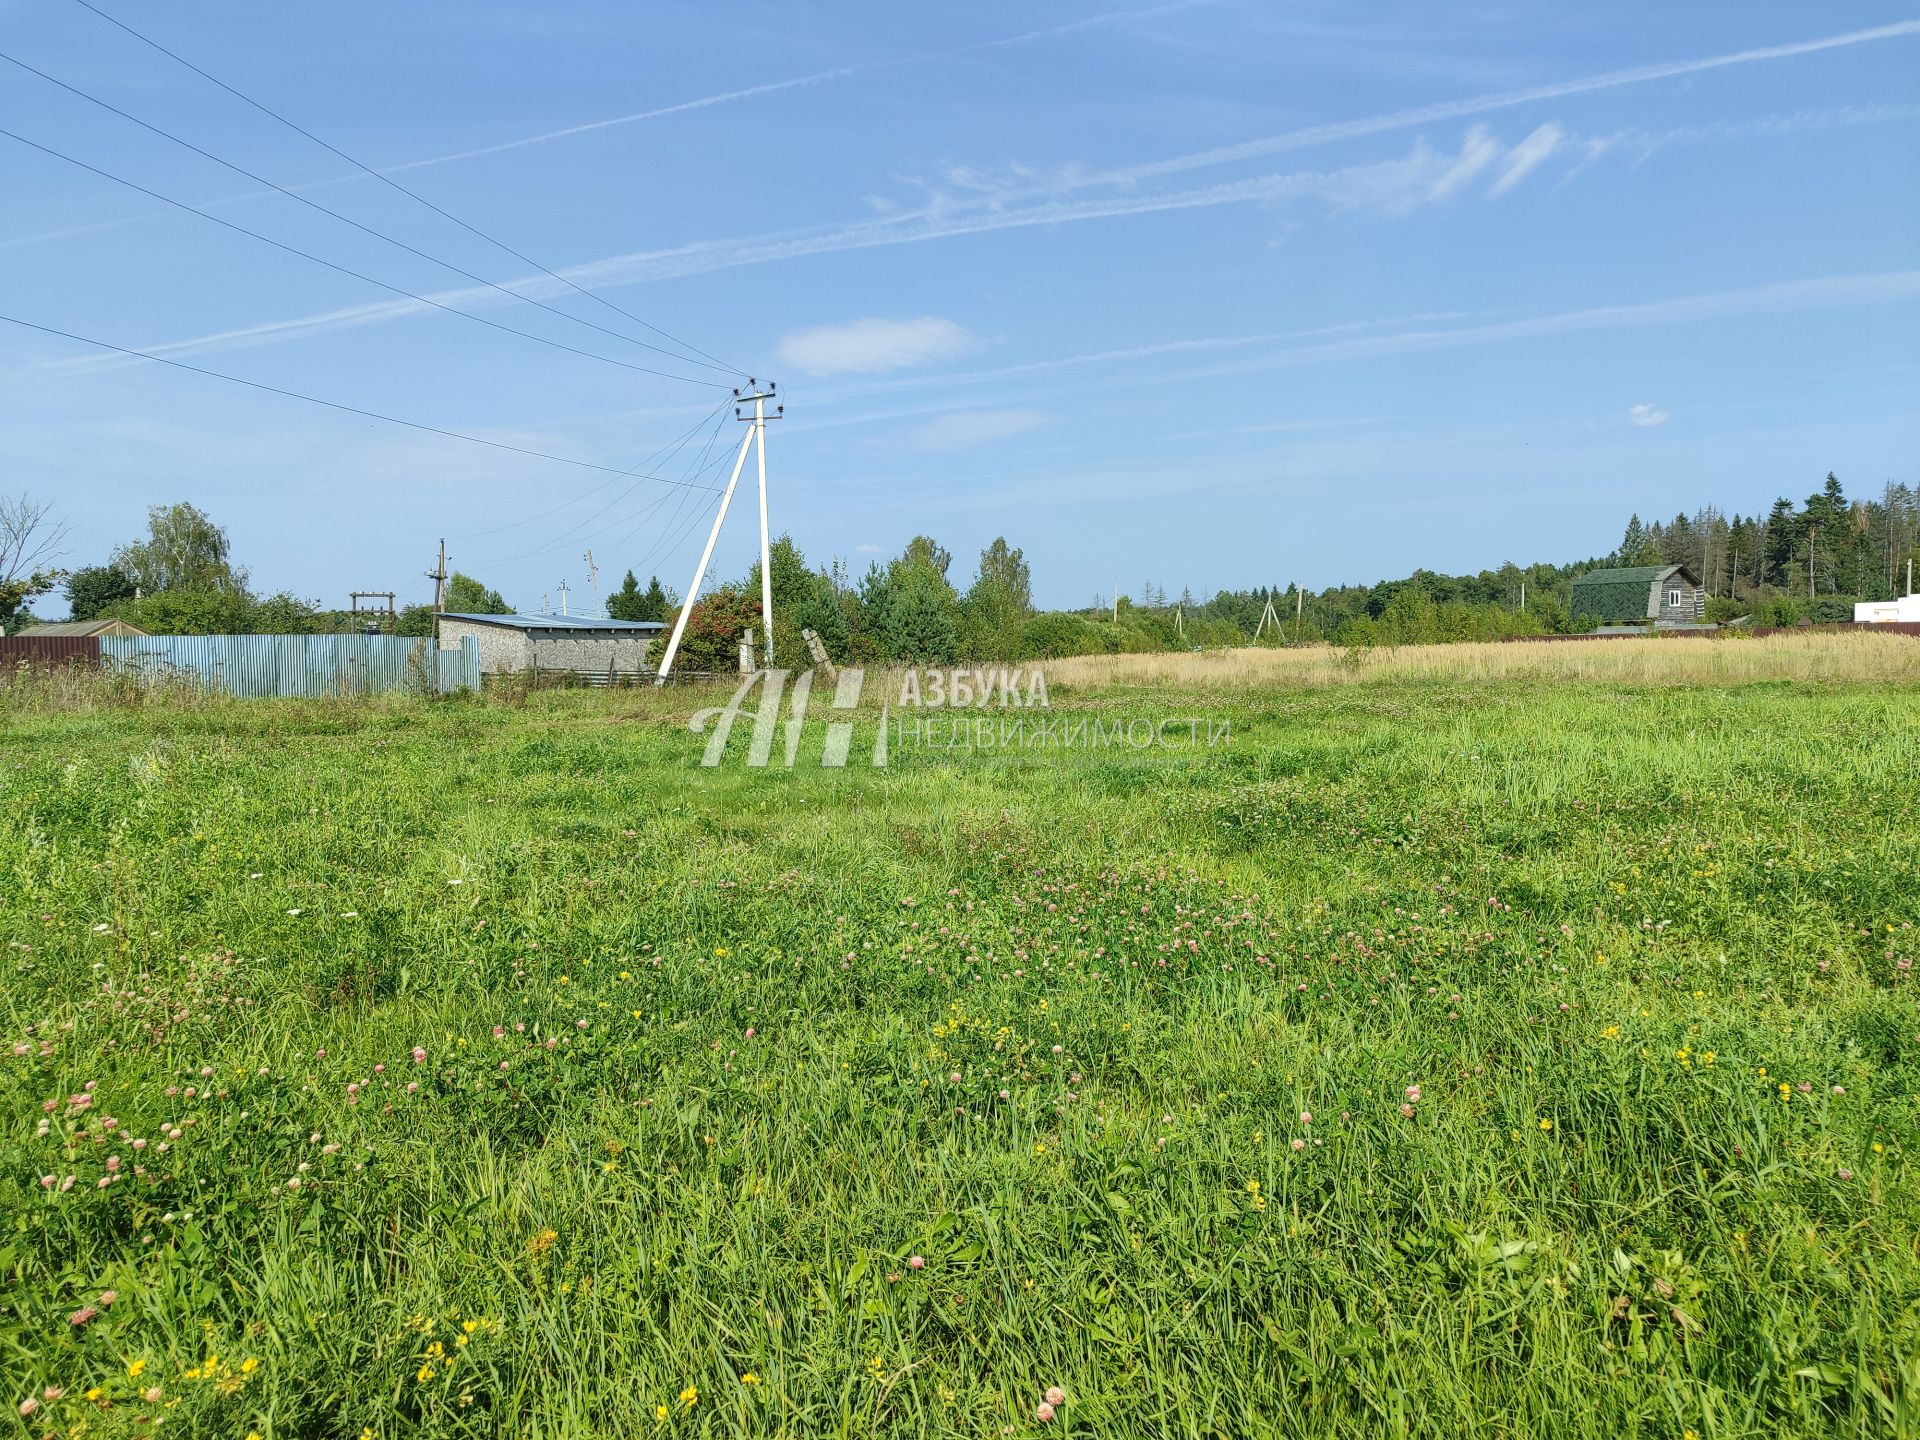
[{"left": 437, "top": 612, "right": 664, "bottom": 679}]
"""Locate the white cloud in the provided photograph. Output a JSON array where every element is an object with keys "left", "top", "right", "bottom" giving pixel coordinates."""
[
  {"left": 1427, "top": 125, "right": 1503, "bottom": 199},
  {"left": 1628, "top": 403, "right": 1671, "bottom": 426},
  {"left": 913, "top": 408, "right": 1045, "bottom": 450},
  {"left": 1074, "top": 19, "right": 1920, "bottom": 191},
  {"left": 1623, "top": 102, "right": 1920, "bottom": 162},
  {"left": 836, "top": 273, "right": 1920, "bottom": 405},
  {"left": 775, "top": 317, "right": 977, "bottom": 377},
  {"left": 855, "top": 542, "right": 886, "bottom": 554},
  {"left": 3, "top": 3, "right": 1210, "bottom": 251},
  {"left": 1490, "top": 122, "right": 1565, "bottom": 194},
  {"left": 55, "top": 131, "right": 1553, "bottom": 372}
]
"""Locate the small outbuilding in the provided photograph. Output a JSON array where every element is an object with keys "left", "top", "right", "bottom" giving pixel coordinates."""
[
  {"left": 1570, "top": 565, "right": 1706, "bottom": 627},
  {"left": 437, "top": 612, "right": 665, "bottom": 680},
  {"left": 1854, "top": 595, "right": 1920, "bottom": 624},
  {"left": 23, "top": 617, "right": 151, "bottom": 638}
]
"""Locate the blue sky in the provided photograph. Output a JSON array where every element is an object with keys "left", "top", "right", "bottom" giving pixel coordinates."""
[{"left": 5, "top": 1, "right": 1917, "bottom": 613}]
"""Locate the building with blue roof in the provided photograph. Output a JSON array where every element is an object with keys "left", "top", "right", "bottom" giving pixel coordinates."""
[{"left": 437, "top": 611, "right": 665, "bottom": 680}]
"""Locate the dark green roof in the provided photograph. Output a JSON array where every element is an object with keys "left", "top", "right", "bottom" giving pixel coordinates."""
[
  {"left": 1570, "top": 565, "right": 1693, "bottom": 623},
  {"left": 1572, "top": 566, "right": 1676, "bottom": 586}
]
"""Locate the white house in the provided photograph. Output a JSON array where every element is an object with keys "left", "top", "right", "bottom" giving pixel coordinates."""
[{"left": 1853, "top": 595, "right": 1920, "bottom": 624}]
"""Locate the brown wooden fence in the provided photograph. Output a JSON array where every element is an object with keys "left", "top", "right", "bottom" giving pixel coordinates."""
[
  {"left": 0, "top": 635, "right": 101, "bottom": 667},
  {"left": 1506, "top": 623, "right": 1920, "bottom": 643}
]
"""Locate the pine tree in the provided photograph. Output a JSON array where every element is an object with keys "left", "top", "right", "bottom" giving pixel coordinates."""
[{"left": 606, "top": 570, "right": 644, "bottom": 620}]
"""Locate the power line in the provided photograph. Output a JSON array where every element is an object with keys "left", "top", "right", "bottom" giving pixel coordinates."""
[
  {"left": 610, "top": 415, "right": 741, "bottom": 578},
  {"left": 0, "top": 48, "right": 735, "bottom": 384},
  {"left": 448, "top": 399, "right": 731, "bottom": 541},
  {"left": 0, "top": 125, "right": 733, "bottom": 389},
  {"left": 481, "top": 403, "right": 733, "bottom": 566},
  {"left": 63, "top": 0, "right": 745, "bottom": 377},
  {"left": 0, "top": 310, "right": 723, "bottom": 490},
  {"left": 493, "top": 401, "right": 735, "bottom": 572}
]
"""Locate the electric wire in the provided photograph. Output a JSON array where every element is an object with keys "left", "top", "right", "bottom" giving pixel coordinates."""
[
  {"left": 610, "top": 407, "right": 734, "bottom": 573},
  {"left": 0, "top": 49, "right": 735, "bottom": 385},
  {"left": 0, "top": 125, "right": 732, "bottom": 389},
  {"left": 483, "top": 402, "right": 732, "bottom": 567},
  {"left": 507, "top": 402, "right": 733, "bottom": 582},
  {"left": 606, "top": 409, "right": 742, "bottom": 582},
  {"left": 447, "top": 399, "right": 731, "bottom": 541},
  {"left": 63, "top": 0, "right": 746, "bottom": 377},
  {"left": 0, "top": 311, "right": 723, "bottom": 490}
]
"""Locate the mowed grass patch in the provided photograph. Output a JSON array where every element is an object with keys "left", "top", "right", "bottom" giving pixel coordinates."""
[{"left": 2, "top": 648, "right": 1917, "bottom": 1438}]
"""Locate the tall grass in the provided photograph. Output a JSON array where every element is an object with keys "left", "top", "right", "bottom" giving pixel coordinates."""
[
  {"left": 1046, "top": 631, "right": 1920, "bottom": 691},
  {"left": 1, "top": 645, "right": 1914, "bottom": 1437}
]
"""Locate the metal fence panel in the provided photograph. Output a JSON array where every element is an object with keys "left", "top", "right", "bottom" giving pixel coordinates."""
[
  {"left": 0, "top": 636, "right": 101, "bottom": 667},
  {"left": 437, "top": 637, "right": 479, "bottom": 693},
  {"left": 98, "top": 634, "right": 479, "bottom": 696}
]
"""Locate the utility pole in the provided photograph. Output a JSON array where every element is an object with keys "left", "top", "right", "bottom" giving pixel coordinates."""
[
  {"left": 1294, "top": 583, "right": 1304, "bottom": 645},
  {"left": 1519, "top": 581, "right": 1526, "bottom": 613},
  {"left": 558, "top": 579, "right": 571, "bottom": 616},
  {"left": 754, "top": 388, "right": 774, "bottom": 667},
  {"left": 426, "top": 539, "right": 448, "bottom": 642},
  {"left": 656, "top": 381, "right": 781, "bottom": 683},
  {"left": 1253, "top": 591, "right": 1280, "bottom": 642}
]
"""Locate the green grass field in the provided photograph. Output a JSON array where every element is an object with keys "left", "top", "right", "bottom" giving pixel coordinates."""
[{"left": 4, "top": 644, "right": 1918, "bottom": 1438}]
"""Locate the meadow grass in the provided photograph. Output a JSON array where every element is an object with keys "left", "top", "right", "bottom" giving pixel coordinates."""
[{"left": 2, "top": 638, "right": 1917, "bottom": 1437}]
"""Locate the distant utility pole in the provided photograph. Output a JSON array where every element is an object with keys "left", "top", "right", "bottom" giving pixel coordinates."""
[
  {"left": 656, "top": 380, "right": 782, "bottom": 682},
  {"left": 349, "top": 591, "right": 396, "bottom": 634},
  {"left": 1294, "top": 583, "right": 1303, "bottom": 645},
  {"left": 1253, "top": 592, "right": 1281, "bottom": 642},
  {"left": 1519, "top": 581, "right": 1526, "bottom": 613},
  {"left": 426, "top": 540, "right": 448, "bottom": 641},
  {"left": 557, "top": 578, "right": 571, "bottom": 616}
]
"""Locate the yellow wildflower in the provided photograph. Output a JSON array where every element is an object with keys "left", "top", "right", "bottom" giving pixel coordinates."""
[
  {"left": 680, "top": 1385, "right": 699, "bottom": 1407},
  {"left": 655, "top": 1405, "right": 669, "bottom": 1420},
  {"left": 1538, "top": 1118, "right": 1553, "bottom": 1132},
  {"left": 127, "top": 1358, "right": 146, "bottom": 1379},
  {"left": 741, "top": 1372, "right": 762, "bottom": 1385}
]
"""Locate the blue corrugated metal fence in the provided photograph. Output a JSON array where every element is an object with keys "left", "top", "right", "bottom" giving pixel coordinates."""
[{"left": 99, "top": 634, "right": 479, "bottom": 697}]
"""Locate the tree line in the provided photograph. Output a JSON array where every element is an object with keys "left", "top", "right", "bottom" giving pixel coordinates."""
[{"left": 18, "top": 470, "right": 1919, "bottom": 653}]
